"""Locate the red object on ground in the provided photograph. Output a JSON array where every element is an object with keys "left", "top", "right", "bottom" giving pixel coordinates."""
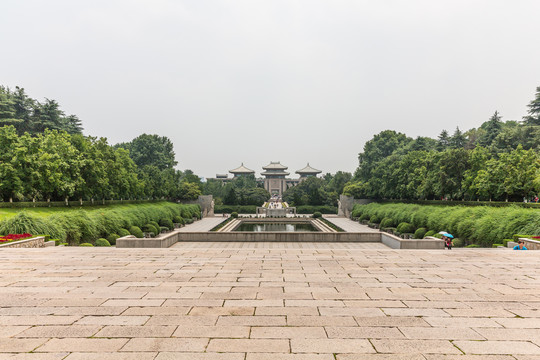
[{"left": 0, "top": 233, "right": 33, "bottom": 242}]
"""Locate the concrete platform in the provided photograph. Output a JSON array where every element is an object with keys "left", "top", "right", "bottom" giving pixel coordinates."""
[{"left": 0, "top": 244, "right": 539, "bottom": 358}]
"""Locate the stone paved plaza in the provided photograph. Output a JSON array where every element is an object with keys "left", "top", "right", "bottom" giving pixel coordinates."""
[{"left": 0, "top": 244, "right": 539, "bottom": 359}]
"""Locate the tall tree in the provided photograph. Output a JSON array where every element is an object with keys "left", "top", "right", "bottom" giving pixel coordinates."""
[
  {"left": 478, "top": 111, "right": 503, "bottom": 147},
  {"left": 523, "top": 86, "right": 540, "bottom": 126}
]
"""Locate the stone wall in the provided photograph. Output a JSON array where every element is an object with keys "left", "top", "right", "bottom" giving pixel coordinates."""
[
  {"left": 337, "top": 195, "right": 374, "bottom": 218},
  {"left": 0, "top": 236, "right": 46, "bottom": 248}
]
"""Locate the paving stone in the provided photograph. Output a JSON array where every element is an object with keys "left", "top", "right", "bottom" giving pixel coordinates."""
[
  {"left": 172, "top": 325, "right": 250, "bottom": 338},
  {"left": 0, "top": 315, "right": 80, "bottom": 326},
  {"left": 355, "top": 316, "right": 430, "bottom": 327},
  {"left": 454, "top": 341, "right": 540, "bottom": 355},
  {"left": 251, "top": 326, "right": 327, "bottom": 338},
  {"left": 291, "top": 338, "right": 375, "bottom": 353},
  {"left": 246, "top": 355, "right": 334, "bottom": 360},
  {"left": 217, "top": 315, "right": 286, "bottom": 326},
  {"left": 145, "top": 315, "right": 218, "bottom": 326},
  {"left": 207, "top": 339, "right": 290, "bottom": 353},
  {"left": 189, "top": 306, "right": 255, "bottom": 316},
  {"left": 4, "top": 354, "right": 70, "bottom": 360},
  {"left": 287, "top": 315, "right": 357, "bottom": 327},
  {"left": 399, "top": 326, "right": 485, "bottom": 340},
  {"left": 17, "top": 325, "right": 101, "bottom": 338},
  {"left": 94, "top": 325, "right": 176, "bottom": 338},
  {"left": 0, "top": 338, "right": 48, "bottom": 352},
  {"left": 0, "top": 326, "right": 30, "bottom": 337},
  {"left": 64, "top": 353, "right": 157, "bottom": 360},
  {"left": 75, "top": 315, "right": 149, "bottom": 326},
  {"left": 326, "top": 326, "right": 404, "bottom": 339},
  {"left": 36, "top": 338, "right": 129, "bottom": 352},
  {"left": 337, "top": 355, "right": 426, "bottom": 360},
  {"left": 371, "top": 339, "right": 461, "bottom": 354},
  {"left": 155, "top": 353, "right": 245, "bottom": 360},
  {"left": 121, "top": 337, "right": 209, "bottom": 352}
]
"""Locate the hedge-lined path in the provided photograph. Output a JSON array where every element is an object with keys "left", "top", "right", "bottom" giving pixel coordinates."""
[
  {"left": 0, "top": 245, "right": 539, "bottom": 358},
  {"left": 323, "top": 215, "right": 380, "bottom": 233},
  {"left": 176, "top": 216, "right": 226, "bottom": 232}
]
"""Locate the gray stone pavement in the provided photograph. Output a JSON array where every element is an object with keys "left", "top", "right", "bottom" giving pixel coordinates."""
[
  {"left": 176, "top": 216, "right": 227, "bottom": 232},
  {"left": 323, "top": 215, "right": 380, "bottom": 232},
  {"left": 0, "top": 244, "right": 539, "bottom": 359}
]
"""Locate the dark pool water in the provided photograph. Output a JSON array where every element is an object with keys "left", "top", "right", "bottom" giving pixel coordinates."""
[{"left": 234, "top": 222, "right": 318, "bottom": 232}]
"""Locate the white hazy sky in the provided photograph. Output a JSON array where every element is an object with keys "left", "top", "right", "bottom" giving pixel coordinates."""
[{"left": 1, "top": 0, "right": 540, "bottom": 179}]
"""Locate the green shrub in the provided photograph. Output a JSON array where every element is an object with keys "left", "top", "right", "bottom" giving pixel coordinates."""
[
  {"left": 118, "top": 228, "right": 130, "bottom": 237},
  {"left": 360, "top": 213, "right": 371, "bottom": 221},
  {"left": 0, "top": 211, "right": 64, "bottom": 239},
  {"left": 513, "top": 234, "right": 533, "bottom": 241},
  {"left": 231, "top": 212, "right": 238, "bottom": 218},
  {"left": 143, "top": 223, "right": 159, "bottom": 236},
  {"left": 453, "top": 238, "right": 464, "bottom": 247},
  {"left": 380, "top": 217, "right": 395, "bottom": 228},
  {"left": 79, "top": 243, "right": 93, "bottom": 246},
  {"left": 466, "top": 244, "right": 481, "bottom": 248},
  {"left": 424, "top": 230, "right": 436, "bottom": 237},
  {"left": 492, "top": 243, "right": 503, "bottom": 248},
  {"left": 185, "top": 218, "right": 194, "bottom": 224},
  {"left": 312, "top": 212, "right": 322, "bottom": 219},
  {"left": 129, "top": 226, "right": 144, "bottom": 238},
  {"left": 369, "top": 215, "right": 381, "bottom": 224},
  {"left": 181, "top": 209, "right": 192, "bottom": 218},
  {"left": 59, "top": 242, "right": 68, "bottom": 246},
  {"left": 106, "top": 233, "right": 119, "bottom": 245},
  {"left": 149, "top": 221, "right": 160, "bottom": 231},
  {"left": 414, "top": 227, "right": 427, "bottom": 239},
  {"left": 173, "top": 215, "right": 184, "bottom": 225},
  {"left": 502, "top": 239, "right": 512, "bottom": 247},
  {"left": 159, "top": 226, "right": 168, "bottom": 233},
  {"left": 95, "top": 238, "right": 111, "bottom": 247},
  {"left": 295, "top": 205, "right": 337, "bottom": 214},
  {"left": 159, "top": 218, "right": 174, "bottom": 230},
  {"left": 397, "top": 222, "right": 415, "bottom": 234}
]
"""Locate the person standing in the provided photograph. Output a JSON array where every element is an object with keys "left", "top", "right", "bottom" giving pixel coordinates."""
[{"left": 513, "top": 240, "right": 528, "bottom": 250}]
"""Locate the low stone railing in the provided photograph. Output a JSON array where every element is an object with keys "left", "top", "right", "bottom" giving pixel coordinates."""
[{"left": 0, "top": 236, "right": 46, "bottom": 248}]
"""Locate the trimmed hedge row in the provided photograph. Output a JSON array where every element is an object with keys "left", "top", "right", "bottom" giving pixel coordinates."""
[
  {"left": 352, "top": 202, "right": 540, "bottom": 246},
  {"left": 0, "top": 202, "right": 200, "bottom": 245},
  {"left": 0, "top": 199, "right": 163, "bottom": 208},
  {"left": 295, "top": 205, "right": 337, "bottom": 214},
  {"left": 214, "top": 205, "right": 257, "bottom": 214}
]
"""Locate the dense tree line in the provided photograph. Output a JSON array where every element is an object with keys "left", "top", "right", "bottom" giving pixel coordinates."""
[
  {"left": 283, "top": 172, "right": 352, "bottom": 207},
  {"left": 203, "top": 175, "right": 270, "bottom": 205},
  {"left": 0, "top": 86, "right": 83, "bottom": 135},
  {"left": 0, "top": 126, "right": 202, "bottom": 203},
  {"left": 344, "top": 87, "right": 540, "bottom": 201}
]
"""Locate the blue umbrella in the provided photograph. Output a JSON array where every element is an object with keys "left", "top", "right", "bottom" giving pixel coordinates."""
[{"left": 443, "top": 233, "right": 454, "bottom": 239}]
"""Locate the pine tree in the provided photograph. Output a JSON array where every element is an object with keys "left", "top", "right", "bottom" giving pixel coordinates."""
[{"left": 523, "top": 86, "right": 540, "bottom": 126}]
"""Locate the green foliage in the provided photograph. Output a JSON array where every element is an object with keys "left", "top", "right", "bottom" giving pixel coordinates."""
[
  {"left": 312, "top": 212, "right": 322, "bottom": 218},
  {"left": 214, "top": 205, "right": 257, "bottom": 214},
  {"left": 173, "top": 215, "right": 184, "bottom": 225},
  {"left": 143, "top": 224, "right": 158, "bottom": 236},
  {"left": 106, "top": 233, "right": 119, "bottom": 245},
  {"left": 95, "top": 238, "right": 111, "bottom": 247},
  {"left": 353, "top": 202, "right": 540, "bottom": 246},
  {"left": 414, "top": 227, "right": 427, "bottom": 239},
  {"left": 453, "top": 238, "right": 464, "bottom": 247},
  {"left": 129, "top": 226, "right": 144, "bottom": 238},
  {"left": 118, "top": 228, "right": 130, "bottom": 237},
  {"left": 0, "top": 211, "right": 63, "bottom": 239},
  {"left": 79, "top": 243, "right": 93, "bottom": 246},
  {"left": 369, "top": 215, "right": 381, "bottom": 224},
  {"left": 380, "top": 217, "right": 395, "bottom": 228},
  {"left": 397, "top": 222, "right": 415, "bottom": 234},
  {"left": 466, "top": 244, "right": 481, "bottom": 248},
  {"left": 231, "top": 212, "right": 238, "bottom": 218},
  {"left": 296, "top": 205, "right": 337, "bottom": 214},
  {"left": 159, "top": 218, "right": 174, "bottom": 231}
]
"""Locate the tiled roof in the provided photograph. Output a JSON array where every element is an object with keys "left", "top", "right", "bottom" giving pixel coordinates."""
[
  {"left": 296, "top": 163, "right": 322, "bottom": 174},
  {"left": 229, "top": 163, "right": 255, "bottom": 174}
]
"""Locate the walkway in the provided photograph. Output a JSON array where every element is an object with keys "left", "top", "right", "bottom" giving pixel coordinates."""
[
  {"left": 175, "top": 216, "right": 226, "bottom": 232},
  {"left": 323, "top": 215, "right": 380, "bottom": 232},
  {"left": 0, "top": 246, "right": 538, "bottom": 358}
]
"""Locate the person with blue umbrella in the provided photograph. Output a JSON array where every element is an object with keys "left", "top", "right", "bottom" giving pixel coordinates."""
[{"left": 440, "top": 232, "right": 454, "bottom": 250}]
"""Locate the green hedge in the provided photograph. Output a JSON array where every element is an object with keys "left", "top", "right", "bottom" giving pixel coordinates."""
[
  {"left": 352, "top": 202, "right": 540, "bottom": 247},
  {"left": 0, "top": 202, "right": 200, "bottom": 245},
  {"left": 0, "top": 199, "right": 162, "bottom": 208},
  {"left": 214, "top": 205, "right": 257, "bottom": 214},
  {"left": 295, "top": 205, "right": 337, "bottom": 214}
]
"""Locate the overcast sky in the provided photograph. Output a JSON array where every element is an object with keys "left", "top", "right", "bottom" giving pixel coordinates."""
[{"left": 1, "top": 1, "right": 539, "bottom": 179}]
